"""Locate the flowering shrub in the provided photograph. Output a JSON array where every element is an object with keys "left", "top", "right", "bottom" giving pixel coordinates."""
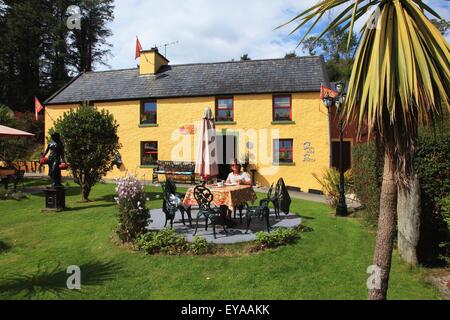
[{"left": 115, "top": 176, "right": 149, "bottom": 242}]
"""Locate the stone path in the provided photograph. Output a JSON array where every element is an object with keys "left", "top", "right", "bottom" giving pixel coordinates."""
[
  {"left": 147, "top": 208, "right": 302, "bottom": 244},
  {"left": 426, "top": 269, "right": 450, "bottom": 300}
]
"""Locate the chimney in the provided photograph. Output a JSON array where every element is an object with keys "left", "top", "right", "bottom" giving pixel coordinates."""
[{"left": 139, "top": 47, "right": 169, "bottom": 75}]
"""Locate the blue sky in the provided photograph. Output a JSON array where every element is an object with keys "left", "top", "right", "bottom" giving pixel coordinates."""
[{"left": 98, "top": 0, "right": 450, "bottom": 71}]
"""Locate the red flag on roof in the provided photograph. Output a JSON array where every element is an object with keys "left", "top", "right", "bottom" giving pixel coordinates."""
[
  {"left": 320, "top": 84, "right": 338, "bottom": 100},
  {"left": 35, "top": 97, "right": 44, "bottom": 121},
  {"left": 135, "top": 36, "right": 143, "bottom": 59}
]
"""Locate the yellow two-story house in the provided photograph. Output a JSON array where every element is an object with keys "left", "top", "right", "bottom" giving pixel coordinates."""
[{"left": 45, "top": 48, "right": 332, "bottom": 193}]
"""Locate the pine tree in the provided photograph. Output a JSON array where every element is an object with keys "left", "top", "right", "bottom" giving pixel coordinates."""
[
  {"left": 0, "top": 0, "right": 46, "bottom": 111},
  {"left": 69, "top": 0, "right": 114, "bottom": 72},
  {"left": 0, "top": 0, "right": 115, "bottom": 111},
  {"left": 41, "top": 0, "right": 72, "bottom": 93}
]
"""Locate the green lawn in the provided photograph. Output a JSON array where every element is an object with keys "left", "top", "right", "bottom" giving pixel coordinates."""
[{"left": 0, "top": 179, "right": 440, "bottom": 300}]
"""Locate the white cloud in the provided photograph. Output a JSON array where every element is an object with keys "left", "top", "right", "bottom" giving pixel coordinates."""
[
  {"left": 98, "top": 0, "right": 450, "bottom": 71},
  {"left": 98, "top": 0, "right": 315, "bottom": 70}
]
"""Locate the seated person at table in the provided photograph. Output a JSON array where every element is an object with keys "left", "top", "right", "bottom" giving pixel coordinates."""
[{"left": 226, "top": 160, "right": 252, "bottom": 186}]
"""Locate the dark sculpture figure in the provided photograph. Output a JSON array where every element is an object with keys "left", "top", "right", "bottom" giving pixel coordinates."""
[{"left": 41, "top": 132, "right": 66, "bottom": 188}]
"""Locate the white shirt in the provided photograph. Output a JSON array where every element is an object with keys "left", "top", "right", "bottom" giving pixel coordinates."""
[{"left": 226, "top": 172, "right": 251, "bottom": 185}]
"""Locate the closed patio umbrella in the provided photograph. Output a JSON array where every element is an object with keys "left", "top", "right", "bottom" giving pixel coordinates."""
[
  {"left": 195, "top": 108, "right": 219, "bottom": 182},
  {"left": 0, "top": 125, "right": 34, "bottom": 137}
]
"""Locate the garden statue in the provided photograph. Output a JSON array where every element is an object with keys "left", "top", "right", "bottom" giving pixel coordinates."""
[{"left": 41, "top": 132, "right": 66, "bottom": 188}]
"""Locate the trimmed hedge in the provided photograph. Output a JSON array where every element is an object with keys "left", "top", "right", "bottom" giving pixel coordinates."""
[
  {"left": 353, "top": 128, "right": 450, "bottom": 264},
  {"left": 352, "top": 141, "right": 383, "bottom": 225},
  {"left": 415, "top": 129, "right": 450, "bottom": 265}
]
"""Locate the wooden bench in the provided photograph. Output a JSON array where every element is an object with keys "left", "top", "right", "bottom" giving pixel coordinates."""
[
  {"left": 1, "top": 169, "right": 25, "bottom": 191},
  {"left": 152, "top": 161, "right": 196, "bottom": 185}
]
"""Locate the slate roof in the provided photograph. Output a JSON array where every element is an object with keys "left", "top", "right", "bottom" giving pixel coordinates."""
[{"left": 46, "top": 56, "right": 329, "bottom": 105}]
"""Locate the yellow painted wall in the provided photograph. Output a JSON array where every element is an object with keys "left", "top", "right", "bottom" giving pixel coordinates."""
[{"left": 45, "top": 93, "right": 330, "bottom": 192}]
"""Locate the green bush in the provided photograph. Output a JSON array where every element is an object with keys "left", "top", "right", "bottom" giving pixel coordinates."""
[
  {"left": 136, "top": 229, "right": 188, "bottom": 255},
  {"left": 353, "top": 130, "right": 450, "bottom": 263},
  {"left": 439, "top": 195, "right": 450, "bottom": 228},
  {"left": 352, "top": 142, "right": 383, "bottom": 225},
  {"left": 255, "top": 228, "right": 299, "bottom": 248},
  {"left": 51, "top": 104, "right": 120, "bottom": 201},
  {"left": 313, "top": 168, "right": 354, "bottom": 208},
  {"left": 0, "top": 189, "right": 28, "bottom": 201},
  {"left": 136, "top": 230, "right": 214, "bottom": 256},
  {"left": 189, "top": 236, "right": 213, "bottom": 255},
  {"left": 416, "top": 128, "right": 450, "bottom": 264}
]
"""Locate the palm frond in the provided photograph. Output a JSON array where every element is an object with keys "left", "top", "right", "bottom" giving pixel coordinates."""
[
  {"left": 279, "top": 0, "right": 441, "bottom": 50},
  {"left": 282, "top": 0, "right": 450, "bottom": 182},
  {"left": 344, "top": 0, "right": 450, "bottom": 181}
]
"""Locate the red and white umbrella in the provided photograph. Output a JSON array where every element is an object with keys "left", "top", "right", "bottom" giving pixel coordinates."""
[
  {"left": 195, "top": 108, "right": 219, "bottom": 181},
  {"left": 0, "top": 125, "right": 35, "bottom": 137}
]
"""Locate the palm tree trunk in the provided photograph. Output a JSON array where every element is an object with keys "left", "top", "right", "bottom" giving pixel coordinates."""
[
  {"left": 397, "top": 173, "right": 421, "bottom": 266},
  {"left": 368, "top": 150, "right": 397, "bottom": 300}
]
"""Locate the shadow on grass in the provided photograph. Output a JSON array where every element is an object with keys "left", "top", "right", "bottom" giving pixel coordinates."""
[
  {"left": 22, "top": 178, "right": 50, "bottom": 188},
  {"left": 298, "top": 215, "right": 315, "bottom": 220},
  {"left": 93, "top": 194, "right": 117, "bottom": 203},
  {"left": 0, "top": 240, "right": 11, "bottom": 253},
  {"left": 0, "top": 260, "right": 122, "bottom": 299},
  {"left": 31, "top": 186, "right": 82, "bottom": 198},
  {"left": 65, "top": 203, "right": 116, "bottom": 212}
]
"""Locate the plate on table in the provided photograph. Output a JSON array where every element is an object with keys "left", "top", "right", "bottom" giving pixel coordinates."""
[{"left": 224, "top": 183, "right": 238, "bottom": 186}]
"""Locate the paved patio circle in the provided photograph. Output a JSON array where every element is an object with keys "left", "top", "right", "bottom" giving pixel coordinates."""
[{"left": 147, "top": 208, "right": 302, "bottom": 244}]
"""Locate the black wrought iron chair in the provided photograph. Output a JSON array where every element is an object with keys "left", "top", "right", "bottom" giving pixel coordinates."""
[
  {"left": 193, "top": 185, "right": 227, "bottom": 239},
  {"left": 166, "top": 178, "right": 186, "bottom": 200},
  {"left": 161, "top": 180, "right": 192, "bottom": 228},
  {"left": 233, "top": 204, "right": 247, "bottom": 224},
  {"left": 244, "top": 198, "right": 271, "bottom": 234},
  {"left": 268, "top": 182, "right": 281, "bottom": 219},
  {"left": 242, "top": 180, "right": 287, "bottom": 233}
]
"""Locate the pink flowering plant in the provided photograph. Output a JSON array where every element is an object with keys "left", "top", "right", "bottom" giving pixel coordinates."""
[{"left": 115, "top": 176, "right": 150, "bottom": 242}]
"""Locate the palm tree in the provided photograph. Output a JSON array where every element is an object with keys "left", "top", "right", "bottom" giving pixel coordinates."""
[{"left": 281, "top": 0, "right": 449, "bottom": 300}]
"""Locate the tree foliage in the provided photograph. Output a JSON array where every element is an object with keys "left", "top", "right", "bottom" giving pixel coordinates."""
[
  {"left": 0, "top": 0, "right": 114, "bottom": 111},
  {"left": 0, "top": 105, "right": 43, "bottom": 162},
  {"left": 284, "top": 52, "right": 298, "bottom": 58},
  {"left": 69, "top": 0, "right": 114, "bottom": 72},
  {"left": 51, "top": 104, "right": 120, "bottom": 201},
  {"left": 431, "top": 18, "right": 450, "bottom": 36},
  {"left": 301, "top": 26, "right": 358, "bottom": 81},
  {"left": 416, "top": 128, "right": 450, "bottom": 265}
]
